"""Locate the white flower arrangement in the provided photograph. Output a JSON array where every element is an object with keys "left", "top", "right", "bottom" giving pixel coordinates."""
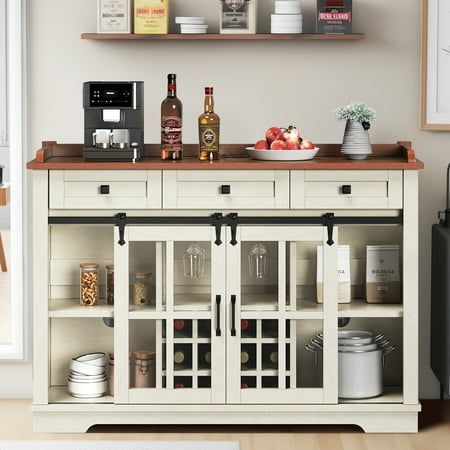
[{"left": 333, "top": 102, "right": 377, "bottom": 125}]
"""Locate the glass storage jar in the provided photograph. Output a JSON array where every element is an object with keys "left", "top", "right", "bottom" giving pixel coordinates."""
[
  {"left": 80, "top": 263, "right": 99, "bottom": 306},
  {"left": 108, "top": 351, "right": 114, "bottom": 396},
  {"left": 106, "top": 264, "right": 114, "bottom": 305},
  {"left": 134, "top": 351, "right": 156, "bottom": 388},
  {"left": 133, "top": 272, "right": 152, "bottom": 307}
]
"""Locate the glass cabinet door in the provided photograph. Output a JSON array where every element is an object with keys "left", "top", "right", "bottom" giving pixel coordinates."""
[
  {"left": 226, "top": 226, "right": 338, "bottom": 404},
  {"left": 113, "top": 226, "right": 225, "bottom": 404}
]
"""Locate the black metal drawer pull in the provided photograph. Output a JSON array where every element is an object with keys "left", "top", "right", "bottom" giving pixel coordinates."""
[
  {"left": 100, "top": 185, "right": 110, "bottom": 195},
  {"left": 342, "top": 185, "right": 352, "bottom": 195},
  {"left": 221, "top": 185, "right": 231, "bottom": 195}
]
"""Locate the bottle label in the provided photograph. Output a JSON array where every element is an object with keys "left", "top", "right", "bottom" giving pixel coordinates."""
[
  {"left": 161, "top": 116, "right": 182, "bottom": 148},
  {"left": 199, "top": 124, "right": 220, "bottom": 151}
]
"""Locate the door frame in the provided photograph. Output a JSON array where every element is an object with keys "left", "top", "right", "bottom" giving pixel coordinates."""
[{"left": 0, "top": 0, "right": 27, "bottom": 360}]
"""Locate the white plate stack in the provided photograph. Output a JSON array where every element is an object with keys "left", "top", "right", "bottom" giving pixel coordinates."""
[
  {"left": 67, "top": 353, "right": 108, "bottom": 399},
  {"left": 175, "top": 17, "right": 208, "bottom": 34},
  {"left": 271, "top": 1, "right": 302, "bottom": 34}
]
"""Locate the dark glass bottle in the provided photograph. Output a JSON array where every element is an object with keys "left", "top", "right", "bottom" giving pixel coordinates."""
[{"left": 161, "top": 74, "right": 183, "bottom": 160}]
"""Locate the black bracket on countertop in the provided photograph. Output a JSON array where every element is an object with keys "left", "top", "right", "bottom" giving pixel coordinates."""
[{"left": 48, "top": 212, "right": 403, "bottom": 246}]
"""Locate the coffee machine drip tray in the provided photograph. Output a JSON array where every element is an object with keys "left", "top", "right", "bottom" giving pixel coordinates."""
[{"left": 84, "top": 146, "right": 142, "bottom": 162}]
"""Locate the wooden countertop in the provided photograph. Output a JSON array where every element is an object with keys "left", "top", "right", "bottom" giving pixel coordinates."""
[{"left": 27, "top": 142, "right": 424, "bottom": 170}]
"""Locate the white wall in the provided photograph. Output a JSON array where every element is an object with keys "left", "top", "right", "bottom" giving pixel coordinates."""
[{"left": 1, "top": 0, "right": 447, "bottom": 399}]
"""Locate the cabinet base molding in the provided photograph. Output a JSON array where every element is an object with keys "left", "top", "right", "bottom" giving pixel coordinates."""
[{"left": 32, "top": 405, "right": 420, "bottom": 434}]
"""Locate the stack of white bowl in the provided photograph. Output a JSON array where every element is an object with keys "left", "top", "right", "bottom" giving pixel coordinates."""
[
  {"left": 68, "top": 352, "right": 107, "bottom": 399},
  {"left": 271, "top": 0, "right": 302, "bottom": 34},
  {"left": 175, "top": 17, "right": 208, "bottom": 34}
]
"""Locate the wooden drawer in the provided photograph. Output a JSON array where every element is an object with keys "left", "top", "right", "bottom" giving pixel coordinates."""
[
  {"left": 49, "top": 170, "right": 162, "bottom": 209},
  {"left": 291, "top": 170, "right": 403, "bottom": 209},
  {"left": 163, "top": 170, "right": 290, "bottom": 209}
]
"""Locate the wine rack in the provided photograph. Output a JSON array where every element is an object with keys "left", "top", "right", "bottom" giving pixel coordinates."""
[
  {"left": 240, "top": 319, "right": 295, "bottom": 389},
  {"left": 161, "top": 319, "right": 212, "bottom": 390}
]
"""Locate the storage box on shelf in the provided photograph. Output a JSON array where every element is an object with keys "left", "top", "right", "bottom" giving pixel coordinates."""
[{"left": 28, "top": 141, "right": 422, "bottom": 433}]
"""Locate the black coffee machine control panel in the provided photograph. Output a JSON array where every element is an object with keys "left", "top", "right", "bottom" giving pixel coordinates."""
[{"left": 84, "top": 82, "right": 137, "bottom": 109}]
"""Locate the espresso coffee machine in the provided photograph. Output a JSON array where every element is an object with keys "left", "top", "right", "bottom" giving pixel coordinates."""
[{"left": 83, "top": 81, "right": 144, "bottom": 161}]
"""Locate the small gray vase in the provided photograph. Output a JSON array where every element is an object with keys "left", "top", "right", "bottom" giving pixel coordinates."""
[{"left": 341, "top": 120, "right": 373, "bottom": 160}]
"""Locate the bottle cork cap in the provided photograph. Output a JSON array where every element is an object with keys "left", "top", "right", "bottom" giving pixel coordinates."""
[
  {"left": 205, "top": 87, "right": 213, "bottom": 95},
  {"left": 135, "top": 351, "right": 156, "bottom": 360},
  {"left": 80, "top": 263, "right": 99, "bottom": 269}
]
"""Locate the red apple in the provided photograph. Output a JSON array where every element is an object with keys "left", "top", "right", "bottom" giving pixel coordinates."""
[
  {"left": 271, "top": 140, "right": 287, "bottom": 150},
  {"left": 254, "top": 139, "right": 269, "bottom": 150},
  {"left": 265, "top": 127, "right": 284, "bottom": 144},
  {"left": 302, "top": 139, "right": 315, "bottom": 150},
  {"left": 286, "top": 138, "right": 301, "bottom": 150}
]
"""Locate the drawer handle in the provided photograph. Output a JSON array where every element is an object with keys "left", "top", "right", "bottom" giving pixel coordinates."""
[
  {"left": 100, "top": 185, "right": 110, "bottom": 195},
  {"left": 221, "top": 185, "right": 231, "bottom": 195},
  {"left": 341, "top": 185, "right": 352, "bottom": 195}
]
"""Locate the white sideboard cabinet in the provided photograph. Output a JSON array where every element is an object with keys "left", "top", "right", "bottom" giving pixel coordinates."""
[{"left": 28, "top": 142, "right": 423, "bottom": 433}]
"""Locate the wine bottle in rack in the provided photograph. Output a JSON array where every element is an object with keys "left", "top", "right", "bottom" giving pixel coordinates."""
[
  {"left": 204, "top": 351, "right": 211, "bottom": 365},
  {"left": 241, "top": 345, "right": 256, "bottom": 370},
  {"left": 241, "top": 319, "right": 249, "bottom": 331},
  {"left": 173, "top": 344, "right": 192, "bottom": 369},
  {"left": 174, "top": 319, "right": 192, "bottom": 338},
  {"left": 174, "top": 382, "right": 185, "bottom": 389},
  {"left": 174, "top": 350, "right": 185, "bottom": 365}
]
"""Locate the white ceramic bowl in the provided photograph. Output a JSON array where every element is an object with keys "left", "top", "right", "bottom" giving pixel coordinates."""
[
  {"left": 70, "top": 359, "right": 105, "bottom": 376},
  {"left": 247, "top": 147, "right": 319, "bottom": 161},
  {"left": 68, "top": 380, "right": 107, "bottom": 398},
  {"left": 75, "top": 352, "right": 106, "bottom": 367},
  {"left": 175, "top": 17, "right": 206, "bottom": 25},
  {"left": 68, "top": 372, "right": 107, "bottom": 382}
]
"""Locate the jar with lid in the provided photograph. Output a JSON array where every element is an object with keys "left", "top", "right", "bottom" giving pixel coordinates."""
[
  {"left": 108, "top": 351, "right": 115, "bottom": 396},
  {"left": 80, "top": 263, "right": 99, "bottom": 306},
  {"left": 133, "top": 272, "right": 152, "bottom": 307},
  {"left": 134, "top": 351, "right": 156, "bottom": 388},
  {"left": 106, "top": 264, "right": 114, "bottom": 305}
]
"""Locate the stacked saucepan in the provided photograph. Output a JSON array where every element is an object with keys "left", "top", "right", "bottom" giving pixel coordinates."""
[
  {"left": 305, "top": 330, "right": 397, "bottom": 399},
  {"left": 68, "top": 352, "right": 108, "bottom": 399}
]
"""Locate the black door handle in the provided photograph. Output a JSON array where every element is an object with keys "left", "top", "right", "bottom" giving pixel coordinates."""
[
  {"left": 231, "top": 295, "right": 236, "bottom": 336},
  {"left": 100, "top": 185, "right": 110, "bottom": 195},
  {"left": 342, "top": 185, "right": 352, "bottom": 195},
  {"left": 216, "top": 295, "right": 221, "bottom": 337},
  {"left": 221, "top": 185, "right": 231, "bottom": 195}
]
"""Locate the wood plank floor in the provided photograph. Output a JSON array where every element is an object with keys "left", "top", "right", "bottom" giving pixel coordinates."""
[{"left": 0, "top": 400, "right": 449, "bottom": 449}]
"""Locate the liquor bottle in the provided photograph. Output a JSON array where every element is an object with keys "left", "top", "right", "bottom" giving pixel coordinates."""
[
  {"left": 161, "top": 74, "right": 183, "bottom": 160},
  {"left": 198, "top": 87, "right": 220, "bottom": 161}
]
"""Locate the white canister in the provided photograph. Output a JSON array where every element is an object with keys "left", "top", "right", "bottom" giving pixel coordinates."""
[{"left": 338, "top": 348, "right": 383, "bottom": 399}]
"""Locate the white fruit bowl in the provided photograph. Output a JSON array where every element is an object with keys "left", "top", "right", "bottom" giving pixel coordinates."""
[{"left": 246, "top": 147, "right": 319, "bottom": 161}]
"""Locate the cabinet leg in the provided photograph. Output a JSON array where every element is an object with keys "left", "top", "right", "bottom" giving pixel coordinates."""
[{"left": 0, "top": 232, "right": 7, "bottom": 272}]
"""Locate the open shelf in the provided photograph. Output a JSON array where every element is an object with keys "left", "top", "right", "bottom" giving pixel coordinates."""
[
  {"left": 81, "top": 33, "right": 365, "bottom": 41},
  {"left": 49, "top": 299, "right": 114, "bottom": 318},
  {"left": 338, "top": 299, "right": 403, "bottom": 318},
  {"left": 339, "top": 386, "right": 403, "bottom": 404},
  {"left": 49, "top": 386, "right": 113, "bottom": 404}
]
